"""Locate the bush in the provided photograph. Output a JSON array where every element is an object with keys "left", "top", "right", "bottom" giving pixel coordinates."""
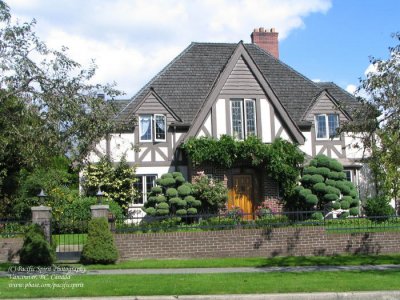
[
  {"left": 303, "top": 166, "right": 317, "bottom": 175},
  {"left": 166, "top": 188, "right": 178, "bottom": 197},
  {"left": 328, "top": 160, "right": 344, "bottom": 172},
  {"left": 160, "top": 177, "right": 176, "bottom": 187},
  {"left": 187, "top": 207, "right": 197, "bottom": 215},
  {"left": 305, "top": 194, "right": 318, "bottom": 205},
  {"left": 177, "top": 185, "right": 191, "bottom": 197},
  {"left": 157, "top": 202, "right": 169, "bottom": 210},
  {"left": 151, "top": 186, "right": 162, "bottom": 194},
  {"left": 315, "top": 167, "right": 330, "bottom": 177},
  {"left": 340, "top": 200, "right": 350, "bottom": 209},
  {"left": 364, "top": 196, "right": 395, "bottom": 221},
  {"left": 331, "top": 201, "right": 341, "bottom": 210},
  {"left": 172, "top": 172, "right": 183, "bottom": 178},
  {"left": 326, "top": 186, "right": 341, "bottom": 196},
  {"left": 19, "top": 224, "right": 55, "bottom": 266},
  {"left": 349, "top": 207, "right": 359, "bottom": 216},
  {"left": 324, "top": 193, "right": 339, "bottom": 202},
  {"left": 176, "top": 209, "right": 187, "bottom": 215},
  {"left": 339, "top": 212, "right": 350, "bottom": 219},
  {"left": 313, "top": 182, "right": 327, "bottom": 194},
  {"left": 191, "top": 174, "right": 228, "bottom": 212},
  {"left": 311, "top": 212, "right": 324, "bottom": 221},
  {"left": 310, "top": 174, "right": 324, "bottom": 184},
  {"left": 336, "top": 181, "right": 351, "bottom": 195},
  {"left": 145, "top": 207, "right": 156, "bottom": 216},
  {"left": 81, "top": 217, "right": 118, "bottom": 264}
]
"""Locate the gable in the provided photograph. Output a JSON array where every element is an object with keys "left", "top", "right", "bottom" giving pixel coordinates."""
[
  {"left": 304, "top": 92, "right": 350, "bottom": 123},
  {"left": 187, "top": 43, "right": 305, "bottom": 144}
]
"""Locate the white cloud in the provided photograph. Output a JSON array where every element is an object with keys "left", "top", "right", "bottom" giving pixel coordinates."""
[
  {"left": 312, "top": 79, "right": 321, "bottom": 82},
  {"left": 346, "top": 84, "right": 357, "bottom": 95},
  {"left": 10, "top": 0, "right": 332, "bottom": 96},
  {"left": 364, "top": 63, "right": 377, "bottom": 76}
]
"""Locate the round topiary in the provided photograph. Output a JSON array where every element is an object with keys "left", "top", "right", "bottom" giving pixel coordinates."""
[
  {"left": 151, "top": 186, "right": 162, "bottom": 194},
  {"left": 315, "top": 167, "right": 330, "bottom": 177},
  {"left": 155, "top": 178, "right": 163, "bottom": 185},
  {"left": 169, "top": 197, "right": 182, "bottom": 205},
  {"left": 311, "top": 212, "right": 323, "bottom": 220},
  {"left": 299, "top": 188, "right": 312, "bottom": 199},
  {"left": 187, "top": 207, "right": 198, "bottom": 215},
  {"left": 156, "top": 195, "right": 167, "bottom": 203},
  {"left": 193, "top": 200, "right": 202, "bottom": 207},
  {"left": 303, "top": 166, "right": 318, "bottom": 175},
  {"left": 81, "top": 217, "right": 118, "bottom": 265},
  {"left": 300, "top": 174, "right": 313, "bottom": 185},
  {"left": 349, "top": 207, "right": 359, "bottom": 216},
  {"left": 336, "top": 181, "right": 351, "bottom": 195},
  {"left": 331, "top": 201, "right": 341, "bottom": 210},
  {"left": 340, "top": 201, "right": 350, "bottom": 209},
  {"left": 176, "top": 209, "right": 187, "bottom": 215},
  {"left": 175, "top": 176, "right": 186, "bottom": 185},
  {"left": 338, "top": 172, "right": 347, "bottom": 181},
  {"left": 328, "top": 159, "right": 344, "bottom": 172},
  {"left": 177, "top": 184, "right": 191, "bottom": 196},
  {"left": 146, "top": 196, "right": 157, "bottom": 204},
  {"left": 341, "top": 195, "right": 353, "bottom": 203},
  {"left": 326, "top": 186, "right": 341, "bottom": 196},
  {"left": 19, "top": 224, "right": 55, "bottom": 266},
  {"left": 145, "top": 207, "right": 156, "bottom": 216},
  {"left": 156, "top": 209, "right": 169, "bottom": 215},
  {"left": 313, "top": 182, "right": 327, "bottom": 194},
  {"left": 172, "top": 172, "right": 183, "bottom": 178},
  {"left": 349, "top": 190, "right": 358, "bottom": 198},
  {"left": 350, "top": 198, "right": 360, "bottom": 207},
  {"left": 157, "top": 202, "right": 169, "bottom": 210},
  {"left": 325, "top": 179, "right": 337, "bottom": 187},
  {"left": 294, "top": 185, "right": 304, "bottom": 194},
  {"left": 160, "top": 177, "right": 176, "bottom": 187},
  {"left": 305, "top": 194, "right": 318, "bottom": 205},
  {"left": 324, "top": 193, "right": 339, "bottom": 202},
  {"left": 339, "top": 212, "right": 349, "bottom": 219},
  {"left": 166, "top": 188, "right": 178, "bottom": 198},
  {"left": 327, "top": 171, "right": 341, "bottom": 180},
  {"left": 161, "top": 173, "right": 174, "bottom": 179},
  {"left": 314, "top": 155, "right": 331, "bottom": 168},
  {"left": 177, "top": 199, "right": 187, "bottom": 207},
  {"left": 310, "top": 174, "right": 324, "bottom": 184}
]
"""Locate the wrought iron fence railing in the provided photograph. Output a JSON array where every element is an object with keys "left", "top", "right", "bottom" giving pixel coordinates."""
[{"left": 113, "top": 211, "right": 400, "bottom": 234}]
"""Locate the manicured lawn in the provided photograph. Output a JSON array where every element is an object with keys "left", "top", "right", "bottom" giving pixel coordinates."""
[
  {"left": 82, "top": 253, "right": 400, "bottom": 270},
  {"left": 1, "top": 270, "right": 400, "bottom": 298}
]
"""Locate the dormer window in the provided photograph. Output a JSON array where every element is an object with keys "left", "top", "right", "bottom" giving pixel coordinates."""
[
  {"left": 315, "top": 114, "right": 339, "bottom": 139},
  {"left": 139, "top": 114, "right": 166, "bottom": 142},
  {"left": 230, "top": 99, "right": 256, "bottom": 140}
]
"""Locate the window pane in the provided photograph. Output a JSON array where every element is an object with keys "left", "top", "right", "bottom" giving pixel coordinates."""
[
  {"left": 155, "top": 115, "right": 166, "bottom": 141},
  {"left": 328, "top": 114, "right": 339, "bottom": 138},
  {"left": 145, "top": 175, "right": 157, "bottom": 203},
  {"left": 344, "top": 170, "right": 352, "bottom": 182},
  {"left": 316, "top": 115, "right": 327, "bottom": 139},
  {"left": 231, "top": 100, "right": 243, "bottom": 139},
  {"left": 245, "top": 100, "right": 256, "bottom": 136},
  {"left": 140, "top": 115, "right": 152, "bottom": 141},
  {"left": 133, "top": 176, "right": 143, "bottom": 204}
]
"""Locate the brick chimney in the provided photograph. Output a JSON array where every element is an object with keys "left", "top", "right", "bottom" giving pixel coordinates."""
[{"left": 251, "top": 27, "right": 279, "bottom": 59}]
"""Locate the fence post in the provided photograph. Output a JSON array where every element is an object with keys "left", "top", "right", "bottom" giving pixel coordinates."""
[
  {"left": 31, "top": 206, "right": 52, "bottom": 243},
  {"left": 90, "top": 204, "right": 110, "bottom": 219}
]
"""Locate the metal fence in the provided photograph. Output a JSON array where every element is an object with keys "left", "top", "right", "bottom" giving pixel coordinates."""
[{"left": 113, "top": 211, "right": 400, "bottom": 234}]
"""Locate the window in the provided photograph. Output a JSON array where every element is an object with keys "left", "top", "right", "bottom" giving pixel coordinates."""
[
  {"left": 315, "top": 114, "right": 339, "bottom": 139},
  {"left": 139, "top": 114, "right": 166, "bottom": 142},
  {"left": 133, "top": 175, "right": 157, "bottom": 205},
  {"left": 231, "top": 99, "right": 256, "bottom": 140},
  {"left": 344, "top": 170, "right": 352, "bottom": 182}
]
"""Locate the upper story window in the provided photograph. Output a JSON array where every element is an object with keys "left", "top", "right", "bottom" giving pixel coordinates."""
[
  {"left": 231, "top": 99, "right": 256, "bottom": 140},
  {"left": 139, "top": 114, "right": 166, "bottom": 142},
  {"left": 315, "top": 114, "right": 339, "bottom": 139}
]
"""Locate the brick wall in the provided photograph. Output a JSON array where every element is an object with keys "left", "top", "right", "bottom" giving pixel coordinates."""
[
  {"left": 0, "top": 238, "right": 23, "bottom": 262},
  {"left": 114, "top": 227, "right": 400, "bottom": 260}
]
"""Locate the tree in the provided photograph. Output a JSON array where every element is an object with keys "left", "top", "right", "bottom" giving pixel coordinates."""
[
  {"left": 341, "top": 33, "right": 400, "bottom": 210},
  {"left": 0, "top": 1, "right": 124, "bottom": 215}
]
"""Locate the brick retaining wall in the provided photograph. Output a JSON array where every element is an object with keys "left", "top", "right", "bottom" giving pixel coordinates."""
[
  {"left": 0, "top": 238, "right": 23, "bottom": 262},
  {"left": 114, "top": 227, "right": 400, "bottom": 260}
]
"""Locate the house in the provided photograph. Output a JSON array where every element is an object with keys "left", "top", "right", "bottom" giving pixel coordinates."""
[{"left": 88, "top": 27, "right": 372, "bottom": 216}]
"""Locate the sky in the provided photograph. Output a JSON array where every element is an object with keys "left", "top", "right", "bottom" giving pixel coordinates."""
[{"left": 8, "top": 0, "right": 400, "bottom": 99}]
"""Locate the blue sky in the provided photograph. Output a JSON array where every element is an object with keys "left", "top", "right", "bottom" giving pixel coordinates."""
[{"left": 9, "top": 0, "right": 399, "bottom": 98}]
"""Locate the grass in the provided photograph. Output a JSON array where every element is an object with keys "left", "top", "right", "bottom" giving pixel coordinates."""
[
  {"left": 52, "top": 234, "right": 87, "bottom": 246},
  {"left": 81, "top": 253, "right": 400, "bottom": 270},
  {"left": 1, "top": 270, "right": 400, "bottom": 298},
  {"left": 1, "top": 253, "right": 400, "bottom": 272}
]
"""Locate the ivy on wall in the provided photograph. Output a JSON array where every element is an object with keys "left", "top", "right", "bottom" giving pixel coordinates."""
[{"left": 181, "top": 135, "right": 304, "bottom": 198}]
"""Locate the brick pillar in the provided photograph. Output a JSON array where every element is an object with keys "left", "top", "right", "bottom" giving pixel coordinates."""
[
  {"left": 90, "top": 205, "right": 109, "bottom": 219},
  {"left": 31, "top": 206, "right": 52, "bottom": 243}
]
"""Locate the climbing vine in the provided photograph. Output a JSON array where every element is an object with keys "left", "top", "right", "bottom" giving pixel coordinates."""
[{"left": 181, "top": 135, "right": 304, "bottom": 198}]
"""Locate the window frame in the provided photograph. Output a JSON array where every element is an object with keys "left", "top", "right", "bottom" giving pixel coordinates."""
[
  {"left": 344, "top": 170, "right": 352, "bottom": 182},
  {"left": 230, "top": 98, "right": 257, "bottom": 140},
  {"left": 133, "top": 174, "right": 157, "bottom": 206},
  {"left": 315, "top": 113, "right": 339, "bottom": 140},
  {"left": 138, "top": 114, "right": 167, "bottom": 142}
]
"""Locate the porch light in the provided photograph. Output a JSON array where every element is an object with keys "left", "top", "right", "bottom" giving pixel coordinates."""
[
  {"left": 96, "top": 187, "right": 104, "bottom": 205},
  {"left": 37, "top": 189, "right": 47, "bottom": 206}
]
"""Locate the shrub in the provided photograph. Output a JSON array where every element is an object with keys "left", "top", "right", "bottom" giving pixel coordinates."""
[
  {"left": 341, "top": 196, "right": 353, "bottom": 203},
  {"left": 157, "top": 202, "right": 169, "bottom": 210},
  {"left": 176, "top": 199, "right": 187, "bottom": 207},
  {"left": 314, "top": 154, "right": 331, "bottom": 168},
  {"left": 169, "top": 197, "right": 181, "bottom": 205},
  {"left": 325, "top": 179, "right": 337, "bottom": 187},
  {"left": 172, "top": 172, "right": 183, "bottom": 178},
  {"left": 324, "top": 193, "right": 339, "bottom": 202},
  {"left": 303, "top": 166, "right": 317, "bottom": 175},
  {"left": 328, "top": 159, "right": 344, "bottom": 172},
  {"left": 145, "top": 207, "right": 156, "bottom": 216},
  {"left": 156, "top": 209, "right": 169, "bottom": 215},
  {"left": 310, "top": 174, "right": 324, "bottom": 184},
  {"left": 162, "top": 173, "right": 173, "bottom": 179},
  {"left": 175, "top": 176, "right": 186, "bottom": 185},
  {"left": 315, "top": 167, "right": 330, "bottom": 177},
  {"left": 156, "top": 195, "right": 167, "bottom": 203},
  {"left": 300, "top": 174, "right": 313, "bottom": 185},
  {"left": 349, "top": 207, "right": 359, "bottom": 216},
  {"left": 305, "top": 194, "right": 318, "bottom": 205},
  {"left": 19, "top": 224, "right": 55, "bottom": 266},
  {"left": 166, "top": 188, "right": 178, "bottom": 197},
  {"left": 313, "top": 182, "right": 327, "bottom": 194},
  {"left": 350, "top": 198, "right": 360, "bottom": 207},
  {"left": 160, "top": 177, "right": 176, "bottom": 187},
  {"left": 191, "top": 173, "right": 228, "bottom": 212},
  {"left": 364, "top": 196, "right": 395, "bottom": 221},
  {"left": 339, "top": 212, "right": 350, "bottom": 219},
  {"left": 326, "top": 186, "right": 341, "bottom": 196},
  {"left": 151, "top": 186, "right": 162, "bottom": 194},
  {"left": 340, "top": 200, "right": 350, "bottom": 209},
  {"left": 336, "top": 181, "right": 351, "bottom": 195},
  {"left": 177, "top": 185, "right": 191, "bottom": 197},
  {"left": 311, "top": 212, "right": 324, "bottom": 221},
  {"left": 299, "top": 188, "right": 312, "bottom": 198},
  {"left": 81, "top": 217, "right": 118, "bottom": 264},
  {"left": 331, "top": 201, "right": 341, "bottom": 210},
  {"left": 176, "top": 209, "right": 187, "bottom": 215},
  {"left": 187, "top": 208, "right": 197, "bottom": 215}
]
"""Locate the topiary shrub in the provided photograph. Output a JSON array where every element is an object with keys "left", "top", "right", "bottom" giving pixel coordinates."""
[
  {"left": 340, "top": 200, "right": 350, "bottom": 209},
  {"left": 324, "top": 193, "right": 339, "bottom": 202},
  {"left": 364, "top": 196, "right": 395, "bottom": 222},
  {"left": 310, "top": 212, "right": 324, "bottom": 221},
  {"left": 166, "top": 188, "right": 178, "bottom": 197},
  {"left": 19, "top": 224, "right": 55, "bottom": 266},
  {"left": 81, "top": 217, "right": 118, "bottom": 265},
  {"left": 349, "top": 207, "right": 359, "bottom": 216},
  {"left": 177, "top": 185, "right": 191, "bottom": 197},
  {"left": 331, "top": 201, "right": 341, "bottom": 210}
]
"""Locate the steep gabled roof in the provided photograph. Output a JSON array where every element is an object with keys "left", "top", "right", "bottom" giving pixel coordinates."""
[{"left": 116, "top": 42, "right": 361, "bottom": 129}]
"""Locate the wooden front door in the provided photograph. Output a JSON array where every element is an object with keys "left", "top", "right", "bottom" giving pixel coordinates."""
[{"left": 228, "top": 175, "right": 253, "bottom": 219}]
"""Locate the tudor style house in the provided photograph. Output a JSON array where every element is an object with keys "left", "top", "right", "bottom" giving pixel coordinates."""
[{"left": 88, "top": 28, "right": 372, "bottom": 216}]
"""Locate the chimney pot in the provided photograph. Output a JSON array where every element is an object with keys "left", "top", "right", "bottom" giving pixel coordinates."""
[{"left": 250, "top": 27, "right": 279, "bottom": 59}]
